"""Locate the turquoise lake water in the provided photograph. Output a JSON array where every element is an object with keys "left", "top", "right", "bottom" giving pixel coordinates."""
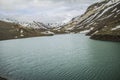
[{"left": 0, "top": 34, "right": 120, "bottom": 80}]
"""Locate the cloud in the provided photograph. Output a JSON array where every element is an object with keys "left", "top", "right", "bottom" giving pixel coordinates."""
[
  {"left": 0, "top": 0, "right": 64, "bottom": 11},
  {"left": 0, "top": 0, "right": 101, "bottom": 23}
]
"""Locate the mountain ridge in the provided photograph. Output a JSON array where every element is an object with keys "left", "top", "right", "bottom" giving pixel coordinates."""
[
  {"left": 0, "top": 20, "right": 54, "bottom": 40},
  {"left": 60, "top": 0, "right": 120, "bottom": 42}
]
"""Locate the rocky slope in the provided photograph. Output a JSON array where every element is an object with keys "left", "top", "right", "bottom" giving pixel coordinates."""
[
  {"left": 61, "top": 0, "right": 120, "bottom": 41},
  {"left": 0, "top": 20, "right": 54, "bottom": 40}
]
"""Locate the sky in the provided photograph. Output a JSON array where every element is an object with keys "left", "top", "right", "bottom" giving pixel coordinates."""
[{"left": 0, "top": 0, "right": 101, "bottom": 23}]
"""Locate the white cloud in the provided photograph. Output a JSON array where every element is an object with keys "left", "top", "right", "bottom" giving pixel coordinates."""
[
  {"left": 0, "top": 0, "right": 101, "bottom": 23},
  {"left": 0, "top": 0, "right": 64, "bottom": 10}
]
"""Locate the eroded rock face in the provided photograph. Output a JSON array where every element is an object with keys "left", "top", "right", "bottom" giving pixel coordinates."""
[{"left": 61, "top": 0, "right": 120, "bottom": 41}]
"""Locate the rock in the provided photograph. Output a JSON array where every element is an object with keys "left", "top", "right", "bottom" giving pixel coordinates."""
[
  {"left": 41, "top": 31, "right": 54, "bottom": 36},
  {"left": 90, "top": 34, "right": 120, "bottom": 42}
]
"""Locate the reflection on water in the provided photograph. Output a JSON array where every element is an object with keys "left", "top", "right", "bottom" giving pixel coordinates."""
[{"left": 0, "top": 34, "right": 120, "bottom": 80}]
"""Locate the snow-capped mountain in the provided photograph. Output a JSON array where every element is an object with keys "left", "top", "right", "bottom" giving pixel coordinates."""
[
  {"left": 60, "top": 0, "right": 120, "bottom": 41},
  {"left": 0, "top": 20, "right": 54, "bottom": 40},
  {"left": 0, "top": 17, "right": 19, "bottom": 23},
  {"left": 0, "top": 17, "right": 55, "bottom": 40},
  {"left": 0, "top": 17, "right": 50, "bottom": 29},
  {"left": 19, "top": 21, "right": 49, "bottom": 29}
]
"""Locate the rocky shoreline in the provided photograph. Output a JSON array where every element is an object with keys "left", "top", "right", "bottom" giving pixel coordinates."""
[{"left": 90, "top": 34, "right": 120, "bottom": 42}]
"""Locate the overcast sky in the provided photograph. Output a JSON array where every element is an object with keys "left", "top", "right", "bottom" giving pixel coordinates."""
[{"left": 0, "top": 0, "right": 101, "bottom": 23}]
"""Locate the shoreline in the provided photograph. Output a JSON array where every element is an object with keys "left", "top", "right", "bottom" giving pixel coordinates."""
[
  {"left": 0, "top": 34, "right": 54, "bottom": 41},
  {"left": 90, "top": 34, "right": 120, "bottom": 42},
  {"left": 1, "top": 33, "right": 120, "bottom": 42},
  {"left": 0, "top": 32, "right": 68, "bottom": 41}
]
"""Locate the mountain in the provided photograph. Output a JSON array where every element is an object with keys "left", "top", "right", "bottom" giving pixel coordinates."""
[
  {"left": 0, "top": 20, "right": 54, "bottom": 40},
  {"left": 0, "top": 17, "right": 51, "bottom": 29},
  {"left": 1, "top": 0, "right": 120, "bottom": 41},
  {"left": 60, "top": 0, "right": 120, "bottom": 42}
]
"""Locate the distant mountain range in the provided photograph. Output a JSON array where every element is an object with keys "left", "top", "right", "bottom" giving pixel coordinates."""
[
  {"left": 0, "top": 20, "right": 55, "bottom": 40},
  {"left": 0, "top": 18, "right": 49, "bottom": 28}
]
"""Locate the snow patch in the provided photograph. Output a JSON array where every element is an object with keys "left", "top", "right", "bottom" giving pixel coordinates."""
[
  {"left": 97, "top": 7, "right": 112, "bottom": 18},
  {"left": 106, "top": 1, "right": 113, "bottom": 6},
  {"left": 80, "top": 30, "right": 90, "bottom": 34},
  {"left": 104, "top": 26, "right": 107, "bottom": 27},
  {"left": 20, "top": 34, "right": 24, "bottom": 37},
  {"left": 94, "top": 31, "right": 98, "bottom": 34},
  {"left": 114, "top": 15, "right": 118, "bottom": 17},
  {"left": 20, "top": 29, "right": 23, "bottom": 33},
  {"left": 14, "top": 36, "right": 18, "bottom": 38},
  {"left": 111, "top": 25, "right": 120, "bottom": 30},
  {"left": 112, "top": 8, "right": 117, "bottom": 12},
  {"left": 116, "top": 10, "right": 120, "bottom": 13},
  {"left": 90, "top": 27, "right": 94, "bottom": 30},
  {"left": 92, "top": 30, "right": 99, "bottom": 35},
  {"left": 16, "top": 29, "right": 19, "bottom": 31},
  {"left": 97, "top": 1, "right": 120, "bottom": 19},
  {"left": 66, "top": 27, "right": 74, "bottom": 30}
]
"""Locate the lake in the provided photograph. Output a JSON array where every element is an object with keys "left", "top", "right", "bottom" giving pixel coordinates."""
[{"left": 0, "top": 34, "right": 120, "bottom": 80}]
